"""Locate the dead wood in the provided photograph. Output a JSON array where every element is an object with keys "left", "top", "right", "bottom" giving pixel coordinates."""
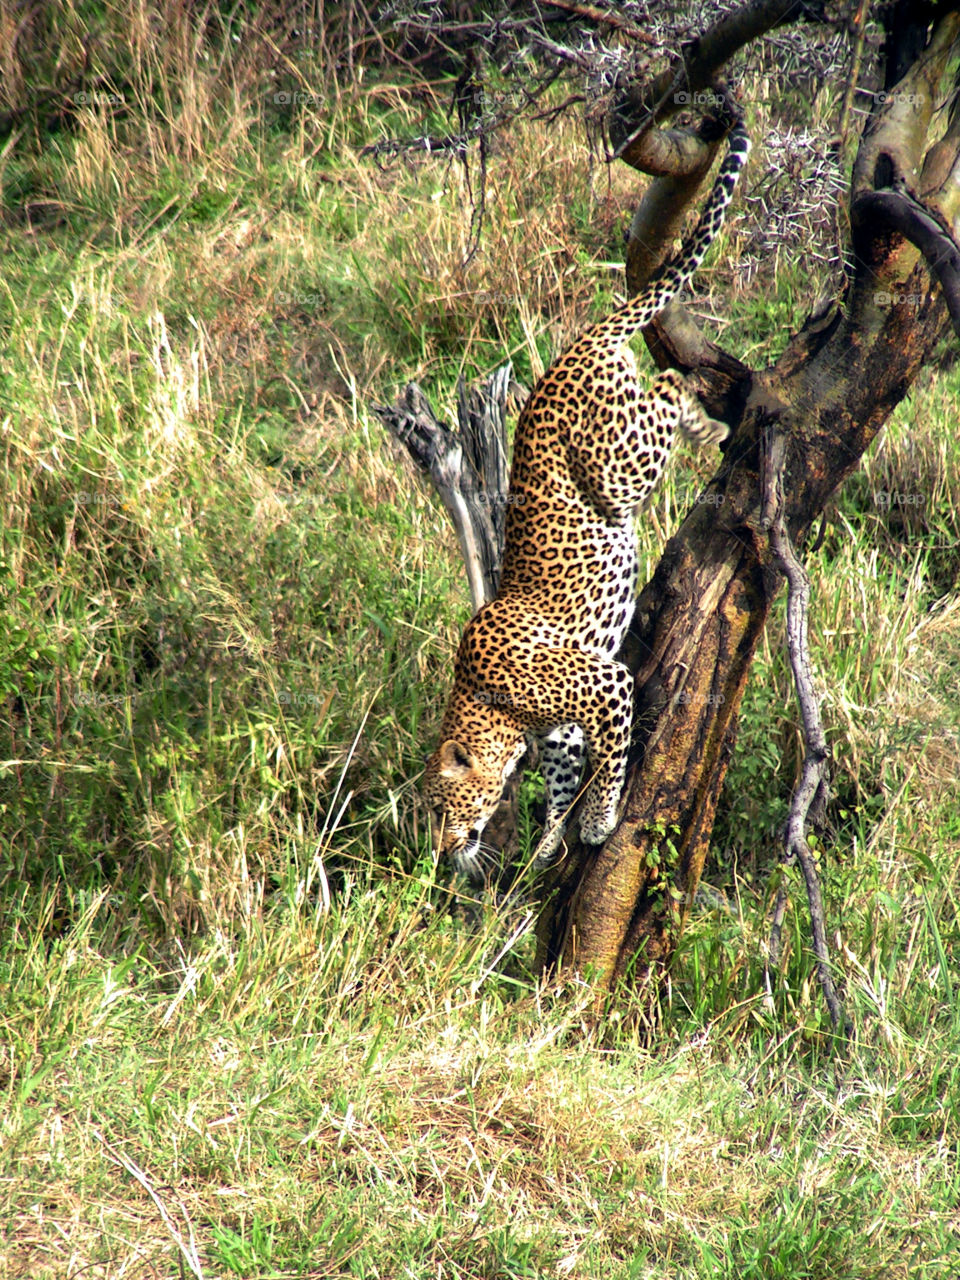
[{"left": 374, "top": 365, "right": 517, "bottom": 611}]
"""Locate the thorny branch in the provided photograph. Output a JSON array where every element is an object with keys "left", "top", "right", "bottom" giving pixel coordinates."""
[
  {"left": 761, "top": 430, "right": 847, "bottom": 1038},
  {"left": 363, "top": 0, "right": 860, "bottom": 280},
  {"left": 539, "top": 0, "right": 656, "bottom": 45},
  {"left": 360, "top": 51, "right": 562, "bottom": 261}
]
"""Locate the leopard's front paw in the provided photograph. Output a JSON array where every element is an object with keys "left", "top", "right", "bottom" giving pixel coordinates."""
[{"left": 701, "top": 416, "right": 730, "bottom": 446}]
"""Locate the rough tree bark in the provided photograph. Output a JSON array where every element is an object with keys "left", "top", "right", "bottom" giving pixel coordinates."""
[{"left": 534, "top": 3, "right": 960, "bottom": 1004}]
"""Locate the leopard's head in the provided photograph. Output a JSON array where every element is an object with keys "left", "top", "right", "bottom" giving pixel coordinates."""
[{"left": 422, "top": 737, "right": 522, "bottom": 884}]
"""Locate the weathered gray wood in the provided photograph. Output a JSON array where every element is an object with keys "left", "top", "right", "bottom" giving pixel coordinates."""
[
  {"left": 374, "top": 363, "right": 519, "bottom": 611},
  {"left": 762, "top": 428, "right": 846, "bottom": 1037}
]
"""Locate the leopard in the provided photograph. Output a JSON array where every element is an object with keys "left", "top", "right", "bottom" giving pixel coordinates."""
[{"left": 423, "top": 117, "right": 750, "bottom": 885}]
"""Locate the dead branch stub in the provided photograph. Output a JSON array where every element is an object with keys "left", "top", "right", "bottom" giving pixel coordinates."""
[{"left": 374, "top": 364, "right": 517, "bottom": 611}]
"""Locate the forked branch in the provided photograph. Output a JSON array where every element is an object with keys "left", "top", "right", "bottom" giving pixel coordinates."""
[
  {"left": 761, "top": 430, "right": 847, "bottom": 1038},
  {"left": 373, "top": 366, "right": 517, "bottom": 611},
  {"left": 853, "top": 188, "right": 960, "bottom": 338}
]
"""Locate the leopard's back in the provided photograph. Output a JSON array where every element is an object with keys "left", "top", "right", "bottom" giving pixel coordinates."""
[{"left": 423, "top": 119, "right": 750, "bottom": 880}]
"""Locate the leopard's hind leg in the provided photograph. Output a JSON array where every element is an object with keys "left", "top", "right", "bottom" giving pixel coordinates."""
[
  {"left": 564, "top": 356, "right": 727, "bottom": 521},
  {"left": 651, "top": 369, "right": 729, "bottom": 448}
]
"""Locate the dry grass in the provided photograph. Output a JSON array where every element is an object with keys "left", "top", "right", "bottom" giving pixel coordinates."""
[{"left": 1, "top": 5, "right": 959, "bottom": 1278}]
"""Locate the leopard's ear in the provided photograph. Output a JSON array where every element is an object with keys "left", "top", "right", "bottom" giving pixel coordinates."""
[{"left": 437, "top": 739, "right": 475, "bottom": 778}]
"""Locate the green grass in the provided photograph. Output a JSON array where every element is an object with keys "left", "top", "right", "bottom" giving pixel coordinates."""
[
  {"left": 2, "top": 5, "right": 959, "bottom": 1276},
  {"left": 4, "top": 872, "right": 959, "bottom": 1276}
]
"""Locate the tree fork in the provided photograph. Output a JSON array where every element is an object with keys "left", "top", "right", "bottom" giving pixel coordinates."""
[
  {"left": 373, "top": 0, "right": 960, "bottom": 1013},
  {"left": 533, "top": 5, "right": 960, "bottom": 1008}
]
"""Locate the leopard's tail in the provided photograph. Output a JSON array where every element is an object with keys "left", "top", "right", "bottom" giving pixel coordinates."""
[{"left": 574, "top": 120, "right": 750, "bottom": 352}]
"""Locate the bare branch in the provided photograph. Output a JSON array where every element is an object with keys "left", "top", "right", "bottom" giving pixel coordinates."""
[
  {"left": 360, "top": 64, "right": 562, "bottom": 163},
  {"left": 643, "top": 307, "right": 754, "bottom": 421},
  {"left": 622, "top": 106, "right": 741, "bottom": 294},
  {"left": 852, "top": 188, "right": 960, "bottom": 338},
  {"left": 616, "top": 121, "right": 722, "bottom": 175},
  {"left": 761, "top": 428, "right": 847, "bottom": 1039},
  {"left": 837, "top": 0, "right": 870, "bottom": 153},
  {"left": 540, "top": 0, "right": 656, "bottom": 46},
  {"left": 608, "top": 0, "right": 827, "bottom": 151},
  {"left": 619, "top": 96, "right": 754, "bottom": 406}
]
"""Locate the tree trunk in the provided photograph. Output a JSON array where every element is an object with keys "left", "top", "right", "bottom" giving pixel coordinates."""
[
  {"left": 371, "top": 0, "right": 960, "bottom": 1005},
  {"left": 535, "top": 11, "right": 960, "bottom": 998}
]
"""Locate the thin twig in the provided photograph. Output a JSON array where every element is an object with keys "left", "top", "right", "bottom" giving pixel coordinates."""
[
  {"left": 539, "top": 0, "right": 656, "bottom": 43},
  {"left": 837, "top": 0, "right": 870, "bottom": 154},
  {"left": 761, "top": 429, "right": 847, "bottom": 1039},
  {"left": 361, "top": 64, "right": 561, "bottom": 163}
]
